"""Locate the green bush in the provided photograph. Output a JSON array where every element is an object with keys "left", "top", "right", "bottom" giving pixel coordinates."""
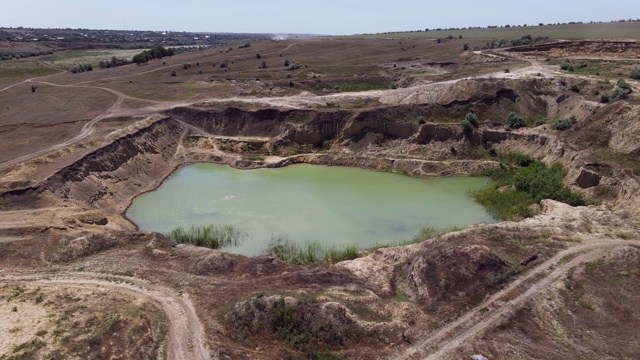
[
  {"left": 630, "top": 67, "right": 640, "bottom": 80},
  {"left": 170, "top": 69, "right": 177, "bottom": 76},
  {"left": 569, "top": 84, "right": 580, "bottom": 93},
  {"left": 461, "top": 119, "right": 474, "bottom": 133},
  {"left": 560, "top": 59, "right": 574, "bottom": 72},
  {"left": 506, "top": 112, "right": 526, "bottom": 129},
  {"left": 418, "top": 116, "right": 426, "bottom": 124},
  {"left": 550, "top": 115, "right": 577, "bottom": 130},
  {"left": 611, "top": 78, "right": 632, "bottom": 100},
  {"left": 471, "top": 157, "right": 589, "bottom": 220},
  {"left": 600, "top": 94, "right": 610, "bottom": 103},
  {"left": 465, "top": 112, "right": 479, "bottom": 128},
  {"left": 287, "top": 62, "right": 302, "bottom": 71}
]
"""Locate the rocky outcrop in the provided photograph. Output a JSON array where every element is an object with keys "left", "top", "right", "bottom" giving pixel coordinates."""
[{"left": 574, "top": 168, "right": 602, "bottom": 188}]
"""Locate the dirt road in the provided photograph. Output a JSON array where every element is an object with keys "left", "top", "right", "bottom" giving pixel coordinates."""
[
  {"left": 392, "top": 239, "right": 640, "bottom": 360},
  {"left": 0, "top": 80, "right": 159, "bottom": 170},
  {"left": 2, "top": 272, "right": 212, "bottom": 360}
]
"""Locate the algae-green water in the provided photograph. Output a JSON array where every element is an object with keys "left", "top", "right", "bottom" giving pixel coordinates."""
[{"left": 126, "top": 163, "right": 496, "bottom": 256}]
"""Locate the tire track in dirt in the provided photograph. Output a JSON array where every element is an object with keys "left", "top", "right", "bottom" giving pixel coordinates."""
[
  {"left": 1, "top": 272, "right": 212, "bottom": 360},
  {"left": 392, "top": 239, "right": 640, "bottom": 360},
  {"left": 0, "top": 81, "right": 158, "bottom": 170}
]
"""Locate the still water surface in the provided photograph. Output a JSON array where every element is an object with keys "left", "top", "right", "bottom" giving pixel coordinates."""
[{"left": 126, "top": 164, "right": 497, "bottom": 256}]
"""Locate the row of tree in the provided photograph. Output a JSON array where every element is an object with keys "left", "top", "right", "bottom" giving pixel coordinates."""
[{"left": 132, "top": 45, "right": 176, "bottom": 65}]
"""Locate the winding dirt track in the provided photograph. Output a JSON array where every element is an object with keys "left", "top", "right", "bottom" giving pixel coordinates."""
[
  {"left": 0, "top": 80, "right": 160, "bottom": 170},
  {"left": 392, "top": 239, "right": 640, "bottom": 360},
  {"left": 1, "top": 272, "right": 212, "bottom": 360}
]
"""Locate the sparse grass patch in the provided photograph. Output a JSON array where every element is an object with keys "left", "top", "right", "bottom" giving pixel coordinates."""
[
  {"left": 408, "top": 225, "right": 464, "bottom": 244},
  {"left": 112, "top": 271, "right": 134, "bottom": 277},
  {"left": 165, "top": 224, "right": 245, "bottom": 249},
  {"left": 267, "top": 237, "right": 359, "bottom": 265},
  {"left": 395, "top": 290, "right": 411, "bottom": 302},
  {"left": 550, "top": 115, "right": 577, "bottom": 131}
]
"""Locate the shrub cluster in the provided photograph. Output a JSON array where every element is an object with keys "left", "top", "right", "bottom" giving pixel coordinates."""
[
  {"left": 506, "top": 112, "right": 526, "bottom": 129},
  {"left": 550, "top": 115, "right": 577, "bottom": 130},
  {"left": 70, "top": 63, "right": 93, "bottom": 73},
  {"left": 226, "top": 295, "right": 360, "bottom": 350},
  {"left": 560, "top": 59, "right": 574, "bottom": 72},
  {"left": 484, "top": 35, "right": 549, "bottom": 49},
  {"left": 630, "top": 67, "right": 640, "bottom": 80},
  {"left": 461, "top": 112, "right": 479, "bottom": 133},
  {"left": 611, "top": 79, "right": 632, "bottom": 100},
  {"left": 472, "top": 155, "right": 590, "bottom": 220},
  {"left": 465, "top": 112, "right": 479, "bottom": 127},
  {"left": 98, "top": 57, "right": 130, "bottom": 69},
  {"left": 0, "top": 50, "right": 54, "bottom": 61},
  {"left": 132, "top": 45, "right": 175, "bottom": 65}
]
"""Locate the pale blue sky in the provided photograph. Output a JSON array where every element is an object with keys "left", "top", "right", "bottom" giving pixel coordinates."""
[{"left": 2, "top": 0, "right": 638, "bottom": 35}]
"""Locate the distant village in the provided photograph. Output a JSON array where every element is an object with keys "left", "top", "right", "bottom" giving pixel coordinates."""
[{"left": 0, "top": 27, "right": 270, "bottom": 48}]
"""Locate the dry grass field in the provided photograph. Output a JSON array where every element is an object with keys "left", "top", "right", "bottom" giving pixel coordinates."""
[{"left": 361, "top": 21, "right": 640, "bottom": 40}]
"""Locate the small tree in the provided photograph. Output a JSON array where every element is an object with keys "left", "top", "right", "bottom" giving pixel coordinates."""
[
  {"left": 461, "top": 119, "right": 474, "bottom": 133},
  {"left": 256, "top": 52, "right": 261, "bottom": 59},
  {"left": 258, "top": 60, "right": 267, "bottom": 69},
  {"left": 170, "top": 69, "right": 177, "bottom": 77},
  {"left": 284, "top": 59, "right": 291, "bottom": 67},
  {"left": 465, "top": 112, "right": 479, "bottom": 128},
  {"left": 611, "top": 79, "right": 632, "bottom": 100},
  {"left": 31, "top": 85, "right": 37, "bottom": 93},
  {"left": 463, "top": 43, "right": 469, "bottom": 51}
]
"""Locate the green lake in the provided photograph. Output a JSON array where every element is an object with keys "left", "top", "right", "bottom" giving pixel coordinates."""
[{"left": 126, "top": 163, "right": 497, "bottom": 256}]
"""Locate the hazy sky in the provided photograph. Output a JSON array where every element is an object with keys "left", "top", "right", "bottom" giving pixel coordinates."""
[{"left": 2, "top": 0, "right": 638, "bottom": 35}]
